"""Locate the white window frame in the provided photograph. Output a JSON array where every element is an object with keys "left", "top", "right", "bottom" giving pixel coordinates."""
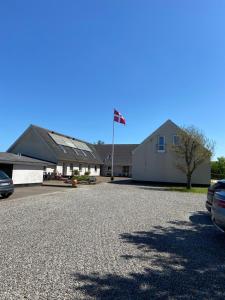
[{"left": 157, "top": 136, "right": 166, "bottom": 152}]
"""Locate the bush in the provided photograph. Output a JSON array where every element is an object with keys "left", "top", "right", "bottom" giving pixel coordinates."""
[
  {"left": 73, "top": 169, "right": 80, "bottom": 176},
  {"left": 72, "top": 175, "right": 89, "bottom": 181},
  {"left": 85, "top": 171, "right": 90, "bottom": 176}
]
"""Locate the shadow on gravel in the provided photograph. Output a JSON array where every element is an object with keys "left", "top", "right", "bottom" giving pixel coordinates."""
[{"left": 72, "top": 211, "right": 225, "bottom": 299}]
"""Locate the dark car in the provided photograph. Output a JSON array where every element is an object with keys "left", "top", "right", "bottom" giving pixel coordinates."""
[
  {"left": 211, "top": 191, "right": 225, "bottom": 232},
  {"left": 206, "top": 180, "right": 225, "bottom": 212},
  {"left": 0, "top": 170, "right": 14, "bottom": 199}
]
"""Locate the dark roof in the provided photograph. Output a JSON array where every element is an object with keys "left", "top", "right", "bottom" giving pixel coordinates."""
[
  {"left": 0, "top": 152, "right": 55, "bottom": 166},
  {"left": 94, "top": 144, "right": 138, "bottom": 166},
  {"left": 31, "top": 125, "right": 103, "bottom": 165}
]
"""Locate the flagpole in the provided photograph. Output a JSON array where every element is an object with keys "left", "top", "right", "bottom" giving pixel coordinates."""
[{"left": 111, "top": 115, "right": 115, "bottom": 181}]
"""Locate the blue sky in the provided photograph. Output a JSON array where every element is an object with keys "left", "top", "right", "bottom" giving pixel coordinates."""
[{"left": 0, "top": 1, "right": 225, "bottom": 159}]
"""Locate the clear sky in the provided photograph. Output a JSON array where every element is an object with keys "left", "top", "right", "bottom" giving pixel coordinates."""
[{"left": 0, "top": 1, "right": 225, "bottom": 159}]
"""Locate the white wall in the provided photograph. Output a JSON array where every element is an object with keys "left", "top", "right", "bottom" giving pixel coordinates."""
[
  {"left": 12, "top": 165, "right": 44, "bottom": 185},
  {"left": 57, "top": 162, "right": 100, "bottom": 176},
  {"left": 56, "top": 163, "right": 63, "bottom": 175},
  {"left": 46, "top": 167, "right": 55, "bottom": 174}
]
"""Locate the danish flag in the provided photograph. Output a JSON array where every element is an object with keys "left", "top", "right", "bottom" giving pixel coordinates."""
[{"left": 114, "top": 109, "right": 126, "bottom": 125}]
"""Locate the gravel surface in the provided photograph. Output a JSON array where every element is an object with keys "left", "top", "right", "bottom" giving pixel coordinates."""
[{"left": 0, "top": 182, "right": 224, "bottom": 299}]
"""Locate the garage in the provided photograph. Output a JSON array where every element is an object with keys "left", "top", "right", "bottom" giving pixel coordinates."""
[{"left": 0, "top": 153, "right": 55, "bottom": 185}]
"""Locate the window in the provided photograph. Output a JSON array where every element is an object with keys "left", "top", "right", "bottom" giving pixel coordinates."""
[
  {"left": 59, "top": 145, "right": 67, "bottom": 153},
  {"left": 81, "top": 150, "right": 87, "bottom": 157},
  {"left": 88, "top": 165, "right": 90, "bottom": 171},
  {"left": 70, "top": 164, "right": 73, "bottom": 171},
  {"left": 95, "top": 165, "right": 97, "bottom": 171},
  {"left": 43, "top": 166, "right": 47, "bottom": 172},
  {"left": 173, "top": 135, "right": 179, "bottom": 145},
  {"left": 157, "top": 136, "right": 165, "bottom": 152},
  {"left": 0, "top": 171, "right": 9, "bottom": 179},
  {"left": 79, "top": 164, "right": 82, "bottom": 171},
  {"left": 108, "top": 166, "right": 111, "bottom": 171}
]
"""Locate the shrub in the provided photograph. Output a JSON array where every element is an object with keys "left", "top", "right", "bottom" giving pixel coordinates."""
[
  {"left": 85, "top": 171, "right": 90, "bottom": 176},
  {"left": 73, "top": 169, "right": 80, "bottom": 176}
]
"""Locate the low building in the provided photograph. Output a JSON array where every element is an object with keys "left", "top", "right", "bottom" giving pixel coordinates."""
[
  {"left": 132, "top": 120, "right": 210, "bottom": 185},
  {"left": 8, "top": 125, "right": 102, "bottom": 176},
  {"left": 0, "top": 152, "right": 54, "bottom": 185},
  {"left": 95, "top": 144, "right": 138, "bottom": 177}
]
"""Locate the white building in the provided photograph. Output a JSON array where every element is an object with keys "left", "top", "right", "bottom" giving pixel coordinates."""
[
  {"left": 132, "top": 120, "right": 210, "bottom": 185},
  {"left": 0, "top": 152, "right": 54, "bottom": 185},
  {"left": 8, "top": 125, "right": 102, "bottom": 177}
]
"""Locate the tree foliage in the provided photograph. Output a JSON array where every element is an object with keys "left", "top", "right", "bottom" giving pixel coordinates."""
[
  {"left": 94, "top": 140, "right": 105, "bottom": 145},
  {"left": 211, "top": 157, "right": 225, "bottom": 179},
  {"left": 172, "top": 126, "right": 214, "bottom": 189}
]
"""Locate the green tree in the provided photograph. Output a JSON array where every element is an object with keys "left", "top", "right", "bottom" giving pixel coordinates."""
[
  {"left": 172, "top": 126, "right": 214, "bottom": 189},
  {"left": 211, "top": 157, "right": 225, "bottom": 179}
]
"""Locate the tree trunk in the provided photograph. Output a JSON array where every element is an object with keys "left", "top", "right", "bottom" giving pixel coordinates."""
[{"left": 187, "top": 173, "right": 192, "bottom": 189}]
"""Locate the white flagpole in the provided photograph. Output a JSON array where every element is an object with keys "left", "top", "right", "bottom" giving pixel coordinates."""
[{"left": 111, "top": 114, "right": 115, "bottom": 180}]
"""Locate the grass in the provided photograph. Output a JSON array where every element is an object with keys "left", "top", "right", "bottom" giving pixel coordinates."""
[{"left": 168, "top": 187, "right": 208, "bottom": 194}]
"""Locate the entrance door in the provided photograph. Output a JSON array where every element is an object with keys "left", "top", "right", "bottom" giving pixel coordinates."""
[{"left": 122, "top": 166, "right": 129, "bottom": 177}]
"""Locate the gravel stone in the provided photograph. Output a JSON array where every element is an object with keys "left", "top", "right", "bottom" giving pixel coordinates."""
[{"left": 0, "top": 183, "right": 224, "bottom": 299}]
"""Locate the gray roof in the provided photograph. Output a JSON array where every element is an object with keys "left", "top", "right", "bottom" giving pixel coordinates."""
[
  {"left": 94, "top": 144, "right": 138, "bottom": 166},
  {"left": 30, "top": 125, "right": 103, "bottom": 165},
  {"left": 0, "top": 152, "right": 55, "bottom": 166}
]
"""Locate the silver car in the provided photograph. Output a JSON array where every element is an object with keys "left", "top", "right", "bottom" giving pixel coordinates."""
[
  {"left": 211, "top": 191, "right": 225, "bottom": 232},
  {"left": 0, "top": 170, "right": 14, "bottom": 199}
]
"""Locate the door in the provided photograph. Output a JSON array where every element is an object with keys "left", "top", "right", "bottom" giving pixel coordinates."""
[{"left": 122, "top": 166, "right": 129, "bottom": 177}]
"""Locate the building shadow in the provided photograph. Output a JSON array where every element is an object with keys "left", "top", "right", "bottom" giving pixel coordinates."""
[{"left": 72, "top": 211, "right": 225, "bottom": 299}]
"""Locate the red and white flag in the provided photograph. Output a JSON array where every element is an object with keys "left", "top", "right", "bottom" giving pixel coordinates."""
[{"left": 114, "top": 109, "right": 126, "bottom": 125}]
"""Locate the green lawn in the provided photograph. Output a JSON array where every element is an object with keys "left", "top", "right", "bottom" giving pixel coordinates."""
[{"left": 168, "top": 187, "right": 208, "bottom": 194}]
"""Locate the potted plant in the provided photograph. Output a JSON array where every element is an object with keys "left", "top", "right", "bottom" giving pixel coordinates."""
[{"left": 71, "top": 169, "right": 80, "bottom": 188}]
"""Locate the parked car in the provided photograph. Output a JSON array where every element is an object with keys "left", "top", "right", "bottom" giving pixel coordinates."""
[
  {"left": 0, "top": 170, "right": 14, "bottom": 199},
  {"left": 206, "top": 180, "right": 225, "bottom": 212},
  {"left": 211, "top": 191, "right": 225, "bottom": 232}
]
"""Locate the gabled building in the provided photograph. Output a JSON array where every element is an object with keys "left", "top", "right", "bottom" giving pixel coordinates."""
[
  {"left": 0, "top": 152, "right": 55, "bottom": 185},
  {"left": 95, "top": 144, "right": 138, "bottom": 177},
  {"left": 8, "top": 125, "right": 102, "bottom": 176},
  {"left": 132, "top": 120, "right": 211, "bottom": 185}
]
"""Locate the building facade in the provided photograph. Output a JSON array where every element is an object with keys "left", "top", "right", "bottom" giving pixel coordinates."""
[
  {"left": 8, "top": 125, "right": 102, "bottom": 177},
  {"left": 95, "top": 144, "right": 138, "bottom": 177},
  {"left": 132, "top": 120, "right": 211, "bottom": 185}
]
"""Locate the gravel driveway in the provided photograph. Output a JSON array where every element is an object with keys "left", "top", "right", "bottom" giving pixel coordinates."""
[{"left": 0, "top": 182, "right": 224, "bottom": 299}]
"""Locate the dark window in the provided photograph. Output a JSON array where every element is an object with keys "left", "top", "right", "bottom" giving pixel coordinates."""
[
  {"left": 108, "top": 166, "right": 111, "bottom": 171},
  {"left": 0, "top": 171, "right": 9, "bottom": 180},
  {"left": 157, "top": 136, "right": 165, "bottom": 152},
  {"left": 79, "top": 164, "right": 82, "bottom": 171},
  {"left": 70, "top": 164, "right": 73, "bottom": 171},
  {"left": 43, "top": 166, "right": 47, "bottom": 172},
  {"left": 88, "top": 165, "right": 90, "bottom": 171},
  {"left": 95, "top": 165, "right": 97, "bottom": 171},
  {"left": 173, "top": 135, "right": 179, "bottom": 145}
]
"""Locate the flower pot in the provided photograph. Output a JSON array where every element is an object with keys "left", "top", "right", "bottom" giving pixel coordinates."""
[{"left": 72, "top": 179, "right": 78, "bottom": 188}]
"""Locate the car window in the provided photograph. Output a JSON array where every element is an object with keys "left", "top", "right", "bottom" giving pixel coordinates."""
[
  {"left": 0, "top": 171, "right": 9, "bottom": 180},
  {"left": 214, "top": 182, "right": 225, "bottom": 190}
]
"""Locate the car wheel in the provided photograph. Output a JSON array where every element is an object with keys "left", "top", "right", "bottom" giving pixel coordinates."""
[{"left": 1, "top": 193, "right": 12, "bottom": 199}]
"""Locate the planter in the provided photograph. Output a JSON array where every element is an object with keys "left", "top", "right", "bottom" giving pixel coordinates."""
[{"left": 71, "top": 179, "right": 78, "bottom": 188}]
